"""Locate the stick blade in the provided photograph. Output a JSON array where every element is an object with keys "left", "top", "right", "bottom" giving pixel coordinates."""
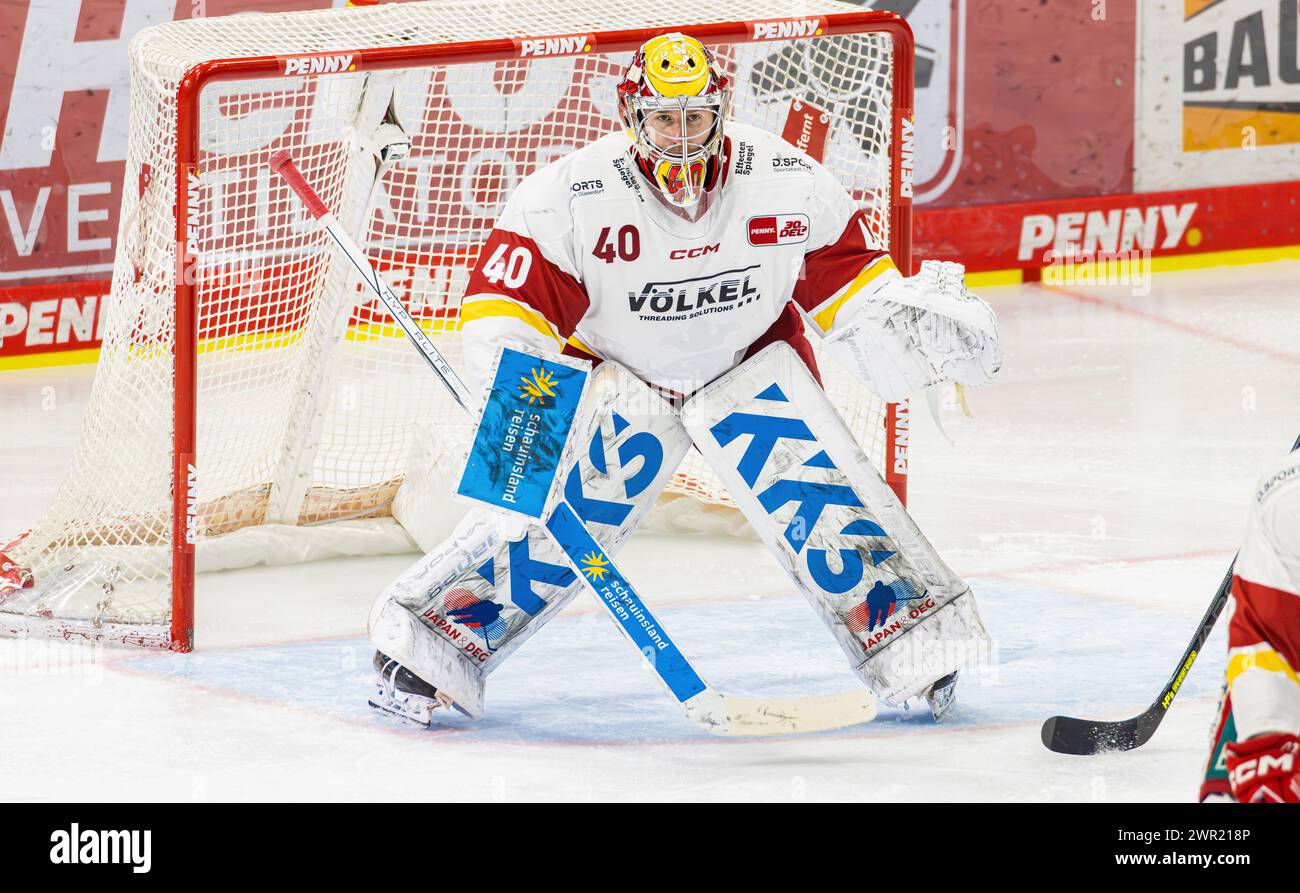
[
  {"left": 1041, "top": 710, "right": 1159, "bottom": 755},
  {"left": 720, "top": 691, "right": 877, "bottom": 737}
]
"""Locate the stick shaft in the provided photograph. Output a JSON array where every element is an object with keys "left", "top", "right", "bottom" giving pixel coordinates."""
[{"left": 271, "top": 150, "right": 473, "bottom": 409}]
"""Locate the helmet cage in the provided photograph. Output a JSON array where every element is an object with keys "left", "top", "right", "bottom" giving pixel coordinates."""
[{"left": 617, "top": 37, "right": 732, "bottom": 209}]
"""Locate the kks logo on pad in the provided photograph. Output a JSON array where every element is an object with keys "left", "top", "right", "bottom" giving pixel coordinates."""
[{"left": 747, "top": 214, "right": 809, "bottom": 246}]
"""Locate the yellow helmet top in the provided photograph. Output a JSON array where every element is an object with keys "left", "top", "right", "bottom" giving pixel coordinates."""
[{"left": 639, "top": 33, "right": 713, "bottom": 98}]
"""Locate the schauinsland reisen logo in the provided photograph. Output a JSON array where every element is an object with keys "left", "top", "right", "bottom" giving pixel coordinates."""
[{"left": 518, "top": 366, "right": 559, "bottom": 407}]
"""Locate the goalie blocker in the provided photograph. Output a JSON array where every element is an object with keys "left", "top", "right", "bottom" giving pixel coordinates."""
[{"left": 683, "top": 342, "right": 992, "bottom": 704}]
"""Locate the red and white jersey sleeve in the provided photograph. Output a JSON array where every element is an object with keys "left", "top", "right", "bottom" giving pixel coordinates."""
[
  {"left": 791, "top": 159, "right": 899, "bottom": 337},
  {"left": 459, "top": 173, "right": 590, "bottom": 389},
  {"left": 1226, "top": 450, "right": 1300, "bottom": 738}
]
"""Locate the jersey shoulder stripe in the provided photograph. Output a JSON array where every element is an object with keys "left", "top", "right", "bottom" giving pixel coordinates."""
[
  {"left": 793, "top": 209, "right": 892, "bottom": 331},
  {"left": 463, "top": 227, "right": 589, "bottom": 340}
]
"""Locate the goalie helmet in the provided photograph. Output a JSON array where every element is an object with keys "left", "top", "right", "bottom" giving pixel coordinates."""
[{"left": 617, "top": 33, "right": 731, "bottom": 210}]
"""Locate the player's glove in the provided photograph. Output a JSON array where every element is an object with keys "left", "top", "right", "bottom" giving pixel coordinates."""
[
  {"left": 1225, "top": 731, "right": 1300, "bottom": 803},
  {"left": 822, "top": 260, "right": 1000, "bottom": 402}
]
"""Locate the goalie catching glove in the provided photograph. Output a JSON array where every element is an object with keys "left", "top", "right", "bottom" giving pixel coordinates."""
[{"left": 822, "top": 260, "right": 1001, "bottom": 403}]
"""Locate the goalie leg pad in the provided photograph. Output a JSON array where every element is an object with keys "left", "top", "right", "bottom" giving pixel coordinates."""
[
  {"left": 682, "top": 342, "right": 992, "bottom": 704},
  {"left": 369, "top": 361, "right": 693, "bottom": 717}
]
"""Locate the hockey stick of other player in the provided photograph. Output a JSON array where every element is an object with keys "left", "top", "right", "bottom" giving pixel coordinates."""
[
  {"left": 270, "top": 150, "right": 876, "bottom": 736},
  {"left": 1041, "top": 433, "right": 1300, "bottom": 755}
]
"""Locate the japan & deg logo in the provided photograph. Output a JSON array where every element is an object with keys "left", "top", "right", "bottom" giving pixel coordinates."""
[
  {"left": 846, "top": 578, "right": 923, "bottom": 634},
  {"left": 747, "top": 214, "right": 810, "bottom": 246},
  {"left": 442, "top": 588, "right": 508, "bottom": 653},
  {"left": 519, "top": 367, "right": 559, "bottom": 407}
]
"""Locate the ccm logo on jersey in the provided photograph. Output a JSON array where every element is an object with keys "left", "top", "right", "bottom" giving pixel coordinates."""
[
  {"left": 751, "top": 18, "right": 824, "bottom": 40},
  {"left": 282, "top": 54, "right": 357, "bottom": 75},
  {"left": 669, "top": 244, "right": 720, "bottom": 260},
  {"left": 748, "top": 215, "right": 809, "bottom": 246},
  {"left": 516, "top": 34, "right": 592, "bottom": 57}
]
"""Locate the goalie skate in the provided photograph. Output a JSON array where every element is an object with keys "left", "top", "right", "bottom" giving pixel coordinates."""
[
  {"left": 369, "top": 651, "right": 460, "bottom": 726},
  {"left": 925, "top": 671, "right": 960, "bottom": 722}
]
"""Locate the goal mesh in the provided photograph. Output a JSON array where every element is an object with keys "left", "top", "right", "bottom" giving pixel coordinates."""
[{"left": 1, "top": 0, "right": 906, "bottom": 648}]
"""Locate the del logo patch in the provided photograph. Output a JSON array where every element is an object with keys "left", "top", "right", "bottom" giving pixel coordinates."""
[
  {"left": 457, "top": 347, "right": 588, "bottom": 518},
  {"left": 747, "top": 214, "right": 809, "bottom": 246}
]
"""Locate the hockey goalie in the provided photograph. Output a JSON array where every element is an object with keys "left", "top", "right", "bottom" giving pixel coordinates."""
[
  {"left": 1200, "top": 446, "right": 1300, "bottom": 802},
  {"left": 368, "top": 33, "right": 1001, "bottom": 728}
]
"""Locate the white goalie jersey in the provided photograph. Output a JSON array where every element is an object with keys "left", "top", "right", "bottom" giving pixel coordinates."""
[{"left": 458, "top": 122, "right": 901, "bottom": 394}]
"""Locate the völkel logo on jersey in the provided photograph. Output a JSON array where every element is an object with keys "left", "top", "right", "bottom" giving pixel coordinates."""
[
  {"left": 748, "top": 214, "right": 809, "bottom": 246},
  {"left": 628, "top": 266, "right": 762, "bottom": 320}
]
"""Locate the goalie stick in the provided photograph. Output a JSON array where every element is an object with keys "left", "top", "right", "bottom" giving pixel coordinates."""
[
  {"left": 1041, "top": 433, "right": 1300, "bottom": 755},
  {"left": 270, "top": 150, "right": 876, "bottom": 737}
]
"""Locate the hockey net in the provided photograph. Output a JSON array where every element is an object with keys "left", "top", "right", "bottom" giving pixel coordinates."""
[{"left": 0, "top": 0, "right": 912, "bottom": 650}]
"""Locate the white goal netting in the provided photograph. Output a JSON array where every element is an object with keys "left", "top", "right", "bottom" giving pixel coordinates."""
[{"left": 1, "top": 0, "right": 903, "bottom": 648}]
